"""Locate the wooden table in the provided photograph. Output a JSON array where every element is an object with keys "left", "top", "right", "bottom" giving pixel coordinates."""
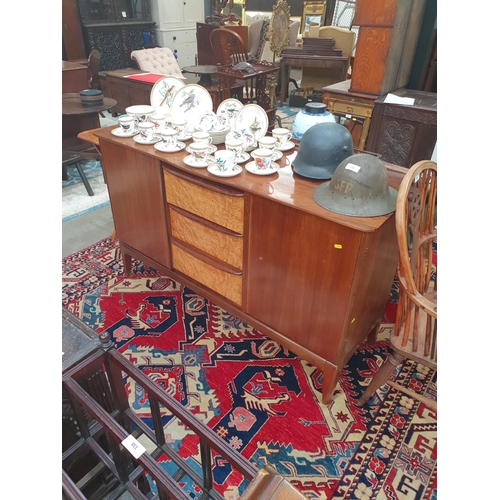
[
  {"left": 92, "top": 124, "right": 406, "bottom": 405},
  {"left": 182, "top": 64, "right": 218, "bottom": 86},
  {"left": 105, "top": 68, "right": 244, "bottom": 115},
  {"left": 62, "top": 93, "right": 116, "bottom": 157},
  {"left": 280, "top": 54, "right": 349, "bottom": 106},
  {"left": 62, "top": 60, "right": 88, "bottom": 94}
]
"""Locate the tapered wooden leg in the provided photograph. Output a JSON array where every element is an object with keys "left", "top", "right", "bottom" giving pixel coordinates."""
[
  {"left": 357, "top": 352, "right": 404, "bottom": 406},
  {"left": 321, "top": 362, "right": 340, "bottom": 405},
  {"left": 122, "top": 250, "right": 132, "bottom": 276}
]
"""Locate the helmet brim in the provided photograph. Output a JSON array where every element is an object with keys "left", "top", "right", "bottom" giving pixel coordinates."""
[{"left": 313, "top": 181, "right": 398, "bottom": 217}]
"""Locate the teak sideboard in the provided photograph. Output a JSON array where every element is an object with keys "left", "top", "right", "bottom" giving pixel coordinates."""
[{"left": 93, "top": 126, "right": 404, "bottom": 404}]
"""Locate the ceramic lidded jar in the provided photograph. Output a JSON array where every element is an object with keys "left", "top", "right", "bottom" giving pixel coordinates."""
[{"left": 292, "top": 102, "right": 336, "bottom": 141}]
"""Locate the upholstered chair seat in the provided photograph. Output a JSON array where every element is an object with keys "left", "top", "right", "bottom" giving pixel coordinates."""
[{"left": 130, "top": 47, "right": 183, "bottom": 77}]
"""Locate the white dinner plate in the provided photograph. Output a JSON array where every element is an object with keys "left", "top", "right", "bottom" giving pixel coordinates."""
[
  {"left": 235, "top": 104, "right": 269, "bottom": 142},
  {"left": 207, "top": 164, "right": 243, "bottom": 177},
  {"left": 170, "top": 84, "right": 213, "bottom": 132},
  {"left": 150, "top": 76, "right": 185, "bottom": 116},
  {"left": 245, "top": 161, "right": 279, "bottom": 175},
  {"left": 154, "top": 141, "right": 186, "bottom": 153}
]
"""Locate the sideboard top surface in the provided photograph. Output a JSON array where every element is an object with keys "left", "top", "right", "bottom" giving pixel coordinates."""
[{"left": 94, "top": 126, "right": 406, "bottom": 232}]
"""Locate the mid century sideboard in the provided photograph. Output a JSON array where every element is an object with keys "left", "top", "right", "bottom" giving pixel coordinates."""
[{"left": 93, "top": 126, "right": 404, "bottom": 404}]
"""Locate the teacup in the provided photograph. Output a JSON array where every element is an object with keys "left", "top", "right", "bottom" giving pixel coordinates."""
[
  {"left": 189, "top": 142, "right": 210, "bottom": 164},
  {"left": 118, "top": 115, "right": 135, "bottom": 134},
  {"left": 272, "top": 127, "right": 292, "bottom": 148},
  {"left": 225, "top": 138, "right": 244, "bottom": 160},
  {"left": 150, "top": 113, "right": 167, "bottom": 133},
  {"left": 211, "top": 150, "right": 236, "bottom": 173},
  {"left": 252, "top": 148, "right": 274, "bottom": 170},
  {"left": 171, "top": 118, "right": 187, "bottom": 137},
  {"left": 192, "top": 131, "right": 213, "bottom": 146},
  {"left": 258, "top": 136, "right": 277, "bottom": 152},
  {"left": 137, "top": 122, "right": 155, "bottom": 142},
  {"left": 160, "top": 128, "right": 179, "bottom": 149}
]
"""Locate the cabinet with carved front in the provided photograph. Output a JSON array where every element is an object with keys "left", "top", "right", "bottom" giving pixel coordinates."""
[
  {"left": 365, "top": 88, "right": 437, "bottom": 168},
  {"left": 77, "top": 0, "right": 156, "bottom": 71}
]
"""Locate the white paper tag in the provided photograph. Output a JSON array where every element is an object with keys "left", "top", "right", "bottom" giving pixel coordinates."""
[
  {"left": 345, "top": 162, "right": 360, "bottom": 173},
  {"left": 122, "top": 435, "right": 146, "bottom": 459}
]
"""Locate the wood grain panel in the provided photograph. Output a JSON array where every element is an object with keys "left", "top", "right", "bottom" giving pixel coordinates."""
[
  {"left": 163, "top": 170, "right": 244, "bottom": 233},
  {"left": 245, "top": 195, "right": 362, "bottom": 363},
  {"left": 99, "top": 140, "right": 170, "bottom": 268},
  {"left": 169, "top": 207, "right": 243, "bottom": 270},
  {"left": 352, "top": 0, "right": 399, "bottom": 26},
  {"left": 350, "top": 27, "right": 392, "bottom": 95},
  {"left": 172, "top": 243, "right": 242, "bottom": 305}
]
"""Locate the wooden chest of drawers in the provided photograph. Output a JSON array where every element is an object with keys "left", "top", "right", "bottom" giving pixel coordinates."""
[{"left": 95, "top": 127, "right": 406, "bottom": 404}]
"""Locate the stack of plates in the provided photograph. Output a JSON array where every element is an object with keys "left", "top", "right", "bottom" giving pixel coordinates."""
[{"left": 79, "top": 89, "right": 103, "bottom": 107}]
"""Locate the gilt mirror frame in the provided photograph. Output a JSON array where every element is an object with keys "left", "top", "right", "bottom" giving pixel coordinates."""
[
  {"left": 268, "top": 0, "right": 291, "bottom": 59},
  {"left": 301, "top": 0, "right": 327, "bottom": 34}
]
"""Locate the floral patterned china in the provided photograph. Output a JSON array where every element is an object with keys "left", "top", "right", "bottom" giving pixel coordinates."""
[
  {"left": 245, "top": 161, "right": 280, "bottom": 175},
  {"left": 154, "top": 141, "right": 186, "bottom": 153}
]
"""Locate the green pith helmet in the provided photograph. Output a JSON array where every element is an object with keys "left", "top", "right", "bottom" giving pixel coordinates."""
[
  {"left": 312, "top": 153, "right": 398, "bottom": 217},
  {"left": 291, "top": 122, "right": 354, "bottom": 180}
]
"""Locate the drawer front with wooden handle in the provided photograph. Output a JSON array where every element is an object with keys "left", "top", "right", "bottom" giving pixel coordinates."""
[
  {"left": 163, "top": 168, "right": 244, "bottom": 234},
  {"left": 172, "top": 242, "right": 242, "bottom": 305},
  {"left": 169, "top": 206, "right": 243, "bottom": 270}
]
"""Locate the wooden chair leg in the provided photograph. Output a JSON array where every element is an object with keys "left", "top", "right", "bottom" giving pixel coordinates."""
[
  {"left": 357, "top": 352, "right": 404, "bottom": 406},
  {"left": 74, "top": 162, "right": 95, "bottom": 196}
]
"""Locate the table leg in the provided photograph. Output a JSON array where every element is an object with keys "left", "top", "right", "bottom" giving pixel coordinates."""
[{"left": 280, "top": 63, "right": 289, "bottom": 106}]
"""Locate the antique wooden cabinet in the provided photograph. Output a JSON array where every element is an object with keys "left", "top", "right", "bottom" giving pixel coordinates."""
[
  {"left": 93, "top": 126, "right": 404, "bottom": 404},
  {"left": 366, "top": 88, "right": 437, "bottom": 168},
  {"left": 77, "top": 0, "right": 156, "bottom": 71}
]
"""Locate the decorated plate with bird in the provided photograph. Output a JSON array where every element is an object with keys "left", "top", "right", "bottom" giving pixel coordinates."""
[
  {"left": 170, "top": 84, "right": 213, "bottom": 133},
  {"left": 150, "top": 76, "right": 185, "bottom": 116},
  {"left": 217, "top": 98, "right": 244, "bottom": 130},
  {"left": 235, "top": 104, "right": 268, "bottom": 142}
]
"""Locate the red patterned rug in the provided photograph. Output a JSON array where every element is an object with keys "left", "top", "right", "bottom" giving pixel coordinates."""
[{"left": 62, "top": 237, "right": 437, "bottom": 499}]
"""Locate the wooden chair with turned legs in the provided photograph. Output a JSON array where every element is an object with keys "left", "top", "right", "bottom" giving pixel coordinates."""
[{"left": 357, "top": 160, "right": 437, "bottom": 411}]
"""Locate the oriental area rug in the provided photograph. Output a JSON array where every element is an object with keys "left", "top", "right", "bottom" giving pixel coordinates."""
[{"left": 62, "top": 237, "right": 437, "bottom": 500}]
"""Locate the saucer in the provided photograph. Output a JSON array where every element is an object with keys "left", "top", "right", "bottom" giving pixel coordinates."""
[
  {"left": 207, "top": 164, "right": 243, "bottom": 177},
  {"left": 276, "top": 141, "right": 295, "bottom": 152},
  {"left": 187, "top": 144, "right": 217, "bottom": 155},
  {"left": 183, "top": 154, "right": 215, "bottom": 168},
  {"left": 272, "top": 150, "right": 283, "bottom": 160},
  {"left": 178, "top": 133, "right": 193, "bottom": 141},
  {"left": 154, "top": 141, "right": 186, "bottom": 153},
  {"left": 245, "top": 161, "right": 279, "bottom": 175},
  {"left": 133, "top": 134, "right": 160, "bottom": 145},
  {"left": 234, "top": 152, "right": 250, "bottom": 164},
  {"left": 111, "top": 127, "right": 139, "bottom": 138}
]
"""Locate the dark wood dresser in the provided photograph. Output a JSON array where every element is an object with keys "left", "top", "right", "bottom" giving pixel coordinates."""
[{"left": 366, "top": 88, "right": 437, "bottom": 168}]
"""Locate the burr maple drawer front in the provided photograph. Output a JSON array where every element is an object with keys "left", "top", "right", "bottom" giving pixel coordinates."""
[
  {"left": 171, "top": 242, "right": 242, "bottom": 305},
  {"left": 163, "top": 169, "right": 244, "bottom": 234},
  {"left": 169, "top": 206, "right": 243, "bottom": 270}
]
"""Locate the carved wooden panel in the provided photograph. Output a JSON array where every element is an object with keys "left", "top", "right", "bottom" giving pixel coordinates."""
[{"left": 366, "top": 89, "right": 437, "bottom": 168}]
